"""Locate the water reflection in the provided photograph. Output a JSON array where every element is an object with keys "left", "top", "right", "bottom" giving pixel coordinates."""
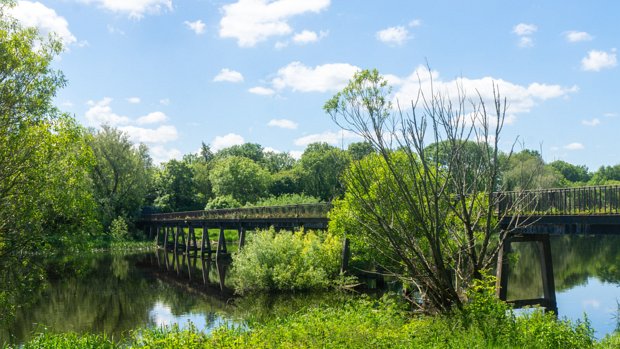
[{"left": 507, "top": 235, "right": 620, "bottom": 338}]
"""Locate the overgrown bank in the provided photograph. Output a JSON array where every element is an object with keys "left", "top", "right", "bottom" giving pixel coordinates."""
[{"left": 13, "top": 292, "right": 620, "bottom": 349}]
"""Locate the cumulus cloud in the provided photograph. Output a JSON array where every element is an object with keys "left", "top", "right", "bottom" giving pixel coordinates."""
[
  {"left": 513, "top": 23, "right": 537, "bottom": 36},
  {"left": 213, "top": 68, "right": 244, "bottom": 83},
  {"left": 289, "top": 150, "right": 303, "bottom": 159},
  {"left": 376, "top": 26, "right": 409, "bottom": 46},
  {"left": 294, "top": 130, "right": 360, "bottom": 146},
  {"left": 249, "top": 86, "right": 275, "bottom": 95},
  {"left": 272, "top": 61, "right": 360, "bottom": 93},
  {"left": 564, "top": 142, "right": 584, "bottom": 150},
  {"left": 395, "top": 66, "right": 576, "bottom": 116},
  {"left": 126, "top": 97, "right": 141, "bottom": 104},
  {"left": 85, "top": 98, "right": 131, "bottom": 126},
  {"left": 9, "top": 1, "right": 77, "bottom": 46},
  {"left": 211, "top": 133, "right": 245, "bottom": 151},
  {"left": 120, "top": 125, "right": 178, "bottom": 143},
  {"left": 136, "top": 111, "right": 167, "bottom": 125},
  {"left": 82, "top": 0, "right": 172, "bottom": 19},
  {"left": 219, "top": 0, "right": 330, "bottom": 47},
  {"left": 564, "top": 30, "right": 593, "bottom": 43},
  {"left": 150, "top": 146, "right": 182, "bottom": 164},
  {"left": 582, "top": 118, "right": 600, "bottom": 126},
  {"left": 268, "top": 118, "right": 298, "bottom": 129},
  {"left": 184, "top": 20, "right": 206, "bottom": 35},
  {"left": 581, "top": 49, "right": 617, "bottom": 71},
  {"left": 512, "top": 23, "right": 537, "bottom": 48},
  {"left": 292, "top": 30, "right": 326, "bottom": 44}
]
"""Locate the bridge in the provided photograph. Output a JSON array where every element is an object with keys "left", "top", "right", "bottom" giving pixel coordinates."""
[{"left": 141, "top": 185, "right": 620, "bottom": 311}]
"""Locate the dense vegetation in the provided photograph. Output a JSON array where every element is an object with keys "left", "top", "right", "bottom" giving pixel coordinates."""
[{"left": 12, "top": 285, "right": 620, "bottom": 348}]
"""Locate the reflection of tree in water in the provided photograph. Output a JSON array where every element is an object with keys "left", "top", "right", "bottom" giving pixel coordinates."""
[{"left": 507, "top": 235, "right": 620, "bottom": 300}]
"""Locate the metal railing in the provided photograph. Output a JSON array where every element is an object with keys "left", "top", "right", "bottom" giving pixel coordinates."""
[
  {"left": 496, "top": 185, "right": 620, "bottom": 216},
  {"left": 142, "top": 203, "right": 332, "bottom": 222}
]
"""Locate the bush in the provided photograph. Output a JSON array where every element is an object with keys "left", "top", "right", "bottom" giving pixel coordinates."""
[
  {"left": 229, "top": 229, "right": 343, "bottom": 294},
  {"left": 248, "top": 193, "right": 320, "bottom": 207},
  {"left": 206, "top": 195, "right": 241, "bottom": 210},
  {"left": 109, "top": 216, "right": 128, "bottom": 242}
]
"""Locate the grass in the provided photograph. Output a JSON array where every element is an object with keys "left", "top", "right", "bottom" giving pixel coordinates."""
[{"left": 10, "top": 294, "right": 620, "bottom": 349}]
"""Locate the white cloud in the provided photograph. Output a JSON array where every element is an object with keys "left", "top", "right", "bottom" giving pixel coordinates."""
[
  {"left": 136, "top": 111, "right": 167, "bottom": 125},
  {"left": 272, "top": 61, "right": 360, "bottom": 93},
  {"left": 126, "top": 97, "right": 141, "bottom": 104},
  {"left": 294, "top": 130, "right": 360, "bottom": 146},
  {"left": 150, "top": 146, "right": 182, "bottom": 164},
  {"left": 120, "top": 125, "right": 178, "bottom": 143},
  {"left": 564, "top": 31, "right": 593, "bottom": 43},
  {"left": 292, "top": 30, "right": 326, "bottom": 44},
  {"left": 376, "top": 26, "right": 409, "bottom": 46},
  {"left": 249, "top": 86, "right": 275, "bottom": 95},
  {"left": 218, "top": 0, "right": 330, "bottom": 47},
  {"left": 408, "top": 19, "right": 422, "bottom": 27},
  {"left": 289, "top": 150, "right": 303, "bottom": 159},
  {"left": 393, "top": 65, "right": 577, "bottom": 119},
  {"left": 582, "top": 118, "right": 600, "bottom": 126},
  {"left": 518, "top": 37, "right": 534, "bottom": 48},
  {"left": 513, "top": 23, "right": 537, "bottom": 36},
  {"left": 159, "top": 98, "right": 170, "bottom": 106},
  {"left": 184, "top": 20, "right": 206, "bottom": 35},
  {"left": 274, "top": 41, "right": 288, "bottom": 49},
  {"left": 211, "top": 133, "right": 245, "bottom": 151},
  {"left": 85, "top": 97, "right": 131, "bottom": 126},
  {"left": 213, "top": 68, "right": 244, "bottom": 83},
  {"left": 581, "top": 49, "right": 617, "bottom": 72},
  {"left": 564, "top": 142, "right": 584, "bottom": 150},
  {"left": 268, "top": 118, "right": 298, "bottom": 129},
  {"left": 82, "top": 0, "right": 172, "bottom": 19},
  {"left": 9, "top": 1, "right": 77, "bottom": 46},
  {"left": 263, "top": 146, "right": 280, "bottom": 153}
]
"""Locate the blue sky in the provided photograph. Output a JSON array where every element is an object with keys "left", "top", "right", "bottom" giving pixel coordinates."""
[{"left": 8, "top": 1, "right": 620, "bottom": 169}]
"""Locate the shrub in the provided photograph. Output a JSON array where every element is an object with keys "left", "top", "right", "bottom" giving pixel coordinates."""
[
  {"left": 205, "top": 195, "right": 241, "bottom": 210},
  {"left": 248, "top": 193, "right": 320, "bottom": 207},
  {"left": 109, "top": 216, "right": 128, "bottom": 241},
  {"left": 229, "top": 229, "right": 342, "bottom": 294}
]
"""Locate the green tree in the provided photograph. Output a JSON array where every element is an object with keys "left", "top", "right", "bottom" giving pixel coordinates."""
[
  {"left": 154, "top": 158, "right": 199, "bottom": 212},
  {"left": 264, "top": 151, "right": 296, "bottom": 173},
  {"left": 216, "top": 143, "right": 265, "bottom": 163},
  {"left": 89, "top": 126, "right": 152, "bottom": 229},
  {"left": 347, "top": 141, "right": 374, "bottom": 161},
  {"left": 0, "top": 7, "right": 98, "bottom": 322},
  {"left": 501, "top": 150, "right": 562, "bottom": 190},
  {"left": 549, "top": 160, "right": 590, "bottom": 184},
  {"left": 297, "top": 142, "right": 350, "bottom": 201},
  {"left": 325, "top": 68, "right": 523, "bottom": 312},
  {"left": 209, "top": 156, "right": 271, "bottom": 204}
]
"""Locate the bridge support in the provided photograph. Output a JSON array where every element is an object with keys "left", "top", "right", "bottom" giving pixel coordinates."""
[
  {"left": 216, "top": 226, "right": 227, "bottom": 258},
  {"left": 496, "top": 233, "right": 557, "bottom": 313},
  {"left": 238, "top": 225, "right": 246, "bottom": 250}
]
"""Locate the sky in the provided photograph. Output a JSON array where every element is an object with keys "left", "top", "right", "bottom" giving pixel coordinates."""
[{"left": 7, "top": 0, "right": 620, "bottom": 169}]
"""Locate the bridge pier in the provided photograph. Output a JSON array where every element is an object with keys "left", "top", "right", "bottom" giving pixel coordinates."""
[
  {"left": 496, "top": 233, "right": 557, "bottom": 313},
  {"left": 216, "top": 226, "right": 228, "bottom": 258}
]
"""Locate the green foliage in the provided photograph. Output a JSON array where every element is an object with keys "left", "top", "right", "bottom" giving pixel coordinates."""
[
  {"left": 205, "top": 195, "right": 242, "bottom": 210},
  {"left": 109, "top": 216, "right": 129, "bottom": 241},
  {"left": 229, "top": 229, "right": 342, "bottom": 294},
  {"left": 89, "top": 126, "right": 152, "bottom": 228},
  {"left": 216, "top": 143, "right": 265, "bottom": 163},
  {"left": 550, "top": 160, "right": 591, "bottom": 184},
  {"left": 347, "top": 141, "right": 374, "bottom": 161},
  {"left": 209, "top": 156, "right": 271, "bottom": 204},
  {"left": 501, "top": 150, "right": 563, "bottom": 190},
  {"left": 18, "top": 332, "right": 117, "bottom": 349},
  {"left": 297, "top": 142, "right": 350, "bottom": 201},
  {"left": 154, "top": 158, "right": 199, "bottom": 212},
  {"left": 248, "top": 193, "right": 320, "bottom": 207}
]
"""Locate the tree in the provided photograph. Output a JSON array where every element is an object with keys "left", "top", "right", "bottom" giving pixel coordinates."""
[
  {"left": 501, "top": 150, "right": 562, "bottom": 190},
  {"left": 549, "top": 160, "right": 590, "bottom": 184},
  {"left": 347, "top": 141, "right": 374, "bottom": 161},
  {"left": 264, "top": 151, "right": 296, "bottom": 173},
  {"left": 0, "top": 6, "right": 98, "bottom": 322},
  {"left": 325, "top": 68, "right": 523, "bottom": 312},
  {"left": 209, "top": 156, "right": 271, "bottom": 204},
  {"left": 297, "top": 142, "right": 350, "bottom": 201},
  {"left": 216, "top": 143, "right": 265, "bottom": 163},
  {"left": 154, "top": 158, "right": 199, "bottom": 212},
  {"left": 89, "top": 126, "right": 152, "bottom": 229}
]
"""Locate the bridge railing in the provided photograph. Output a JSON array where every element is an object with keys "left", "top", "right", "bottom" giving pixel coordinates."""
[
  {"left": 496, "top": 185, "right": 620, "bottom": 216},
  {"left": 142, "top": 203, "right": 332, "bottom": 222}
]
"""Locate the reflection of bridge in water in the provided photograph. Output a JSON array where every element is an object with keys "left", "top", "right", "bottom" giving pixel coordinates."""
[{"left": 140, "top": 185, "right": 620, "bottom": 312}]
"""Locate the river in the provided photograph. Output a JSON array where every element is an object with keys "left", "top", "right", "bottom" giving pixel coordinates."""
[{"left": 1, "top": 235, "right": 618, "bottom": 345}]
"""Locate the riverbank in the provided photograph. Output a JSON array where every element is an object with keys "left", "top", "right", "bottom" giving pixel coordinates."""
[{"left": 14, "top": 295, "right": 620, "bottom": 349}]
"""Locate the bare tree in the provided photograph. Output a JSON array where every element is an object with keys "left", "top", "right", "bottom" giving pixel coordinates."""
[{"left": 325, "top": 68, "right": 527, "bottom": 313}]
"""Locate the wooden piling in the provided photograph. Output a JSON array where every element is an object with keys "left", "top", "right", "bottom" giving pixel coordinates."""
[{"left": 340, "top": 237, "right": 350, "bottom": 274}]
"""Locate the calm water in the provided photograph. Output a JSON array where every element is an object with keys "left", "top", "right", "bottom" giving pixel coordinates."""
[
  {"left": 507, "top": 235, "right": 620, "bottom": 338},
  {"left": 1, "top": 235, "right": 618, "bottom": 344}
]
